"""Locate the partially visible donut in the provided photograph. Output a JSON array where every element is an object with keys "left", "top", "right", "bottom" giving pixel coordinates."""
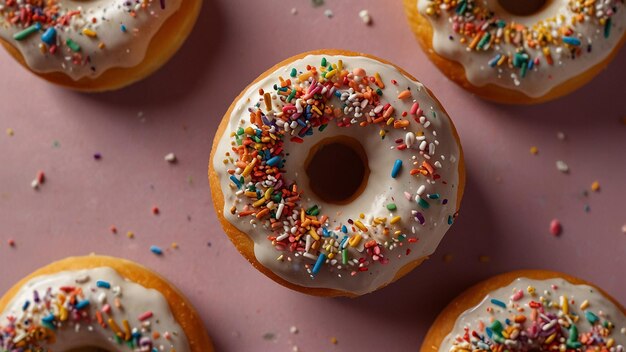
[
  {"left": 404, "top": 0, "right": 626, "bottom": 104},
  {"left": 209, "top": 49, "right": 465, "bottom": 297},
  {"left": 0, "top": 0, "right": 201, "bottom": 91},
  {"left": 0, "top": 255, "right": 213, "bottom": 351},
  {"left": 422, "top": 270, "right": 626, "bottom": 352}
]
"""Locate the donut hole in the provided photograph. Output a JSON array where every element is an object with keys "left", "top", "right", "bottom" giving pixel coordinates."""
[
  {"left": 498, "top": 0, "right": 549, "bottom": 16},
  {"left": 305, "top": 136, "right": 369, "bottom": 205}
]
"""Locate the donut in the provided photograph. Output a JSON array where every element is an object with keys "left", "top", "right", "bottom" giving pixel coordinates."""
[
  {"left": 0, "top": 0, "right": 201, "bottom": 91},
  {"left": 0, "top": 255, "right": 213, "bottom": 351},
  {"left": 209, "top": 49, "right": 465, "bottom": 297},
  {"left": 404, "top": 0, "right": 626, "bottom": 104},
  {"left": 422, "top": 270, "right": 626, "bottom": 352}
]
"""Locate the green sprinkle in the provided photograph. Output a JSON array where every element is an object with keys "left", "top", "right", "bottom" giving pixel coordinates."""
[
  {"left": 397, "top": 234, "right": 406, "bottom": 241},
  {"left": 490, "top": 320, "right": 503, "bottom": 334},
  {"left": 341, "top": 249, "right": 348, "bottom": 265},
  {"left": 386, "top": 203, "right": 397, "bottom": 211},
  {"left": 586, "top": 311, "right": 599, "bottom": 324},
  {"left": 321, "top": 57, "right": 327, "bottom": 67},
  {"left": 319, "top": 124, "right": 328, "bottom": 132},
  {"left": 236, "top": 127, "right": 244, "bottom": 135},
  {"left": 287, "top": 88, "right": 296, "bottom": 102},
  {"left": 604, "top": 18, "right": 611, "bottom": 38},
  {"left": 66, "top": 38, "right": 81, "bottom": 52},
  {"left": 427, "top": 193, "right": 440, "bottom": 199},
  {"left": 418, "top": 198, "right": 430, "bottom": 209},
  {"left": 376, "top": 88, "right": 383, "bottom": 96},
  {"left": 447, "top": 215, "right": 453, "bottom": 225},
  {"left": 13, "top": 23, "right": 41, "bottom": 41},
  {"left": 477, "top": 32, "right": 491, "bottom": 50},
  {"left": 290, "top": 68, "right": 297, "bottom": 77}
]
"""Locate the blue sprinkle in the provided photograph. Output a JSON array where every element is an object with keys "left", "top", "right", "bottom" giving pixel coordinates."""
[
  {"left": 488, "top": 54, "right": 501, "bottom": 67},
  {"left": 485, "top": 327, "right": 493, "bottom": 338},
  {"left": 41, "top": 27, "right": 56, "bottom": 45},
  {"left": 341, "top": 225, "right": 348, "bottom": 233},
  {"left": 391, "top": 159, "right": 402, "bottom": 178},
  {"left": 150, "top": 245, "right": 163, "bottom": 255},
  {"left": 447, "top": 215, "right": 453, "bottom": 225},
  {"left": 339, "top": 236, "right": 348, "bottom": 248},
  {"left": 75, "top": 300, "right": 90, "bottom": 310},
  {"left": 96, "top": 280, "right": 111, "bottom": 289},
  {"left": 42, "top": 313, "right": 55, "bottom": 323},
  {"left": 312, "top": 253, "right": 327, "bottom": 275},
  {"left": 229, "top": 175, "right": 242, "bottom": 188},
  {"left": 428, "top": 193, "right": 440, "bottom": 199},
  {"left": 527, "top": 58, "right": 534, "bottom": 70},
  {"left": 296, "top": 118, "right": 307, "bottom": 127},
  {"left": 334, "top": 90, "right": 342, "bottom": 97},
  {"left": 121, "top": 24, "right": 127, "bottom": 33},
  {"left": 22, "top": 300, "right": 30, "bottom": 311},
  {"left": 266, "top": 155, "right": 281, "bottom": 167},
  {"left": 491, "top": 298, "right": 507, "bottom": 308},
  {"left": 563, "top": 36, "right": 581, "bottom": 46}
]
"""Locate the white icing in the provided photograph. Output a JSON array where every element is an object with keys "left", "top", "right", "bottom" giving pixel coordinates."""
[
  {"left": 0, "top": 267, "right": 190, "bottom": 351},
  {"left": 212, "top": 54, "right": 462, "bottom": 295},
  {"left": 0, "top": 0, "right": 182, "bottom": 80},
  {"left": 441, "top": 277, "right": 626, "bottom": 351},
  {"left": 417, "top": 0, "right": 626, "bottom": 97}
]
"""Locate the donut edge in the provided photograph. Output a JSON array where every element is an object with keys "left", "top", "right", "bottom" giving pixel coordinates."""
[
  {"left": 0, "top": 0, "right": 202, "bottom": 92},
  {"left": 403, "top": 0, "right": 626, "bottom": 104},
  {"left": 419, "top": 269, "right": 626, "bottom": 352},
  {"left": 208, "top": 49, "right": 466, "bottom": 298},
  {"left": 0, "top": 255, "right": 214, "bottom": 352}
]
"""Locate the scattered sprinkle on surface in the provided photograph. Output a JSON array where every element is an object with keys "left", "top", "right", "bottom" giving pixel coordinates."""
[
  {"left": 555, "top": 160, "right": 569, "bottom": 173},
  {"left": 550, "top": 218, "right": 562, "bottom": 236}
]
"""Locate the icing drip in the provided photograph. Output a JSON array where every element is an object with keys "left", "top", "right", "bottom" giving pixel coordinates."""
[
  {"left": 417, "top": 0, "right": 626, "bottom": 97},
  {"left": 441, "top": 277, "right": 626, "bottom": 352},
  {"left": 212, "top": 54, "right": 462, "bottom": 295},
  {"left": 0, "top": 0, "right": 182, "bottom": 80},
  {"left": 0, "top": 267, "right": 190, "bottom": 351}
]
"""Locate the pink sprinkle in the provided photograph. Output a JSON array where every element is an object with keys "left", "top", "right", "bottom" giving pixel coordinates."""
[
  {"left": 37, "top": 171, "right": 45, "bottom": 184},
  {"left": 8, "top": 239, "right": 15, "bottom": 247},
  {"left": 550, "top": 219, "right": 562, "bottom": 236},
  {"left": 138, "top": 311, "right": 153, "bottom": 321},
  {"left": 410, "top": 103, "right": 419, "bottom": 115},
  {"left": 101, "top": 304, "right": 111, "bottom": 314},
  {"left": 511, "top": 290, "right": 524, "bottom": 301}
]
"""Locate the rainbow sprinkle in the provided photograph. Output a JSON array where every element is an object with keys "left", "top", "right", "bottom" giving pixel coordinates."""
[
  {"left": 221, "top": 57, "right": 459, "bottom": 279},
  {"left": 422, "top": 0, "right": 623, "bottom": 80}
]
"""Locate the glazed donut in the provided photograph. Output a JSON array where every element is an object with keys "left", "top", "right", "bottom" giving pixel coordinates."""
[
  {"left": 209, "top": 49, "right": 465, "bottom": 297},
  {"left": 404, "top": 0, "right": 626, "bottom": 104},
  {"left": 0, "top": 0, "right": 201, "bottom": 91},
  {"left": 0, "top": 255, "right": 213, "bottom": 351},
  {"left": 422, "top": 270, "right": 626, "bottom": 352}
]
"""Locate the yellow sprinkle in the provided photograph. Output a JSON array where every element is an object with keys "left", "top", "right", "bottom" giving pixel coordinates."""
[
  {"left": 252, "top": 198, "right": 266, "bottom": 207},
  {"left": 245, "top": 127, "right": 255, "bottom": 135},
  {"left": 325, "top": 69, "right": 337, "bottom": 79},
  {"left": 59, "top": 306, "right": 68, "bottom": 321},
  {"left": 311, "top": 105, "right": 323, "bottom": 116},
  {"left": 545, "top": 332, "right": 556, "bottom": 344},
  {"left": 527, "top": 286, "right": 536, "bottom": 295},
  {"left": 82, "top": 28, "right": 97, "bottom": 38},
  {"left": 330, "top": 337, "right": 338, "bottom": 345},
  {"left": 348, "top": 234, "right": 362, "bottom": 247},
  {"left": 390, "top": 216, "right": 401, "bottom": 224},
  {"left": 354, "top": 220, "right": 368, "bottom": 232},
  {"left": 298, "top": 71, "right": 313, "bottom": 82},
  {"left": 607, "top": 338, "right": 615, "bottom": 348},
  {"left": 241, "top": 158, "right": 257, "bottom": 177},
  {"left": 108, "top": 319, "right": 123, "bottom": 338},
  {"left": 379, "top": 130, "right": 386, "bottom": 137},
  {"left": 386, "top": 117, "right": 395, "bottom": 126},
  {"left": 359, "top": 213, "right": 365, "bottom": 219},
  {"left": 309, "top": 228, "right": 320, "bottom": 241},
  {"left": 171, "top": 242, "right": 178, "bottom": 249},
  {"left": 126, "top": 231, "right": 134, "bottom": 239},
  {"left": 374, "top": 72, "right": 385, "bottom": 88},
  {"left": 98, "top": 42, "right": 105, "bottom": 49},
  {"left": 591, "top": 181, "right": 600, "bottom": 192},
  {"left": 122, "top": 319, "right": 131, "bottom": 340},
  {"left": 530, "top": 146, "right": 538, "bottom": 155},
  {"left": 6, "top": 128, "right": 14, "bottom": 136},
  {"left": 264, "top": 187, "right": 273, "bottom": 200},
  {"left": 580, "top": 299, "right": 590, "bottom": 310},
  {"left": 561, "top": 295, "right": 569, "bottom": 315},
  {"left": 337, "top": 60, "right": 343, "bottom": 71}
]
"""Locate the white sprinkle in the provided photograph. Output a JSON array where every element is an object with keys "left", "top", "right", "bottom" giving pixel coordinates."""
[
  {"left": 405, "top": 132, "right": 415, "bottom": 147},
  {"left": 324, "top": 9, "right": 333, "bottom": 18},
  {"left": 75, "top": 275, "right": 90, "bottom": 283},
  {"left": 417, "top": 185, "right": 426, "bottom": 196},
  {"left": 359, "top": 9, "right": 372, "bottom": 24},
  {"left": 291, "top": 7, "right": 297, "bottom": 15},
  {"left": 557, "top": 131, "right": 566, "bottom": 141},
  {"left": 164, "top": 153, "right": 177, "bottom": 163},
  {"left": 556, "top": 160, "right": 569, "bottom": 173},
  {"left": 289, "top": 326, "right": 299, "bottom": 334}
]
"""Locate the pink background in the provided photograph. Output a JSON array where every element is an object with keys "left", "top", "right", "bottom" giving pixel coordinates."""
[{"left": 1, "top": 0, "right": 625, "bottom": 350}]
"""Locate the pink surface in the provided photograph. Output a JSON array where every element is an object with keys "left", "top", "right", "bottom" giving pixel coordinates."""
[{"left": 1, "top": 0, "right": 625, "bottom": 350}]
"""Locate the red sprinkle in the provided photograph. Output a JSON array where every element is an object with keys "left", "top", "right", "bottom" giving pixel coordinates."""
[{"left": 550, "top": 219, "right": 562, "bottom": 236}]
